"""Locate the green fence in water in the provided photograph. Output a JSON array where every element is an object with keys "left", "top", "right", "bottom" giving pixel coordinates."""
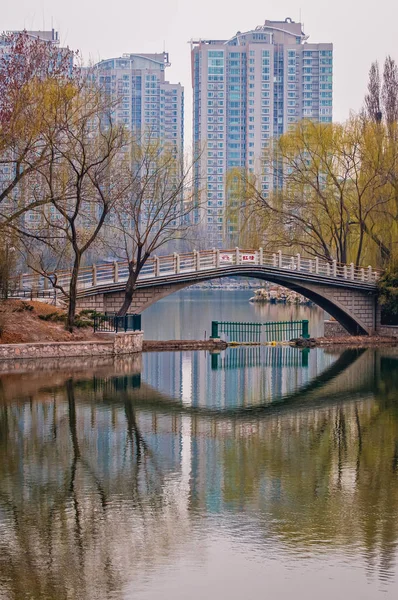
[
  {"left": 211, "top": 320, "right": 309, "bottom": 343},
  {"left": 211, "top": 346, "right": 310, "bottom": 370}
]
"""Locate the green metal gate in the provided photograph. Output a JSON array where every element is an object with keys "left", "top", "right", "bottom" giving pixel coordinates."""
[{"left": 210, "top": 320, "right": 309, "bottom": 343}]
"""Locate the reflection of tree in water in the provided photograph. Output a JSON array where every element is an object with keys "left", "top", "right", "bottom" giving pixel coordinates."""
[
  {"left": 1, "top": 354, "right": 398, "bottom": 595},
  {"left": 0, "top": 379, "right": 191, "bottom": 600},
  {"left": 211, "top": 364, "right": 398, "bottom": 582}
]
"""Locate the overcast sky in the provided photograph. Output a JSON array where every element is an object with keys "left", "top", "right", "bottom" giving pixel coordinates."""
[{"left": 3, "top": 0, "right": 398, "bottom": 147}]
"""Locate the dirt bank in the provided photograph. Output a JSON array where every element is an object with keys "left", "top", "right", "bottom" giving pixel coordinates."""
[{"left": 0, "top": 300, "right": 99, "bottom": 344}]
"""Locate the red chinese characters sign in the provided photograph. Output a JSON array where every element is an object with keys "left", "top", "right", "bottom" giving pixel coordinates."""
[{"left": 220, "top": 253, "right": 256, "bottom": 263}]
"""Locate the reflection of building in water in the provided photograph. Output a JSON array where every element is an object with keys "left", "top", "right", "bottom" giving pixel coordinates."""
[
  {"left": 142, "top": 346, "right": 339, "bottom": 408},
  {"left": 2, "top": 348, "right": 398, "bottom": 594}
]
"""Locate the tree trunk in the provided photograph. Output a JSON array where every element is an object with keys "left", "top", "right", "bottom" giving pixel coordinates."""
[
  {"left": 117, "top": 268, "right": 138, "bottom": 317},
  {"left": 67, "top": 255, "right": 81, "bottom": 332}
]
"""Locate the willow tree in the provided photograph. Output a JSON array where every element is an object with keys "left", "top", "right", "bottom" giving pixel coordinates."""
[
  {"left": 0, "top": 31, "right": 76, "bottom": 227},
  {"left": 229, "top": 117, "right": 394, "bottom": 266}
]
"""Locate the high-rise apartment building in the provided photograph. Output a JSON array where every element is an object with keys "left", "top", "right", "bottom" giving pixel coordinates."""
[
  {"left": 191, "top": 18, "right": 333, "bottom": 245},
  {"left": 94, "top": 53, "right": 184, "bottom": 152}
]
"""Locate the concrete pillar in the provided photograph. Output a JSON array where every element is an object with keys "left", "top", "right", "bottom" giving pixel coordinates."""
[
  {"left": 278, "top": 250, "right": 282, "bottom": 268},
  {"left": 113, "top": 261, "right": 119, "bottom": 283},
  {"left": 333, "top": 260, "right": 337, "bottom": 277},
  {"left": 154, "top": 256, "right": 160, "bottom": 277},
  {"left": 272, "top": 253, "right": 277, "bottom": 267},
  {"left": 343, "top": 265, "right": 348, "bottom": 279},
  {"left": 235, "top": 247, "right": 240, "bottom": 265},
  {"left": 92, "top": 265, "right": 97, "bottom": 287},
  {"left": 315, "top": 257, "right": 319, "bottom": 274},
  {"left": 361, "top": 268, "right": 365, "bottom": 281},
  {"left": 326, "top": 262, "right": 331, "bottom": 276},
  {"left": 174, "top": 253, "right": 180, "bottom": 274},
  {"left": 368, "top": 265, "right": 373, "bottom": 281},
  {"left": 296, "top": 253, "right": 301, "bottom": 271},
  {"left": 259, "top": 247, "right": 263, "bottom": 266},
  {"left": 216, "top": 249, "right": 220, "bottom": 268},
  {"left": 350, "top": 263, "right": 355, "bottom": 280}
]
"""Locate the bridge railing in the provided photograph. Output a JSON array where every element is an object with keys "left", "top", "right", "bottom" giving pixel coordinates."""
[{"left": 8, "top": 248, "right": 383, "bottom": 295}]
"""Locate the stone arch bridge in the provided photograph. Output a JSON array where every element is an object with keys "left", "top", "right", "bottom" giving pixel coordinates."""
[{"left": 17, "top": 248, "right": 382, "bottom": 335}]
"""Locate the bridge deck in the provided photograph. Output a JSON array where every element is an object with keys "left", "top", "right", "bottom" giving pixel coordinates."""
[{"left": 12, "top": 249, "right": 381, "bottom": 297}]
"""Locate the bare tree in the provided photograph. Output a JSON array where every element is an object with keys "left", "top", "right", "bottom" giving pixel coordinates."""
[
  {"left": 17, "top": 78, "right": 130, "bottom": 330},
  {"left": 104, "top": 135, "right": 201, "bottom": 316}
]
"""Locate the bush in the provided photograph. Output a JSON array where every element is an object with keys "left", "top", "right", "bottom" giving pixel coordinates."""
[
  {"left": 38, "top": 312, "right": 66, "bottom": 323},
  {"left": 378, "top": 267, "right": 398, "bottom": 325}
]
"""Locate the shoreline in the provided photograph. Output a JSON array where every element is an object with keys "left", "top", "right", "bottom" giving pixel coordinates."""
[{"left": 0, "top": 336, "right": 397, "bottom": 362}]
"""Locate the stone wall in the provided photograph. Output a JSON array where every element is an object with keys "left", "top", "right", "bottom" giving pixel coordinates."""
[
  {"left": 376, "top": 325, "right": 398, "bottom": 338},
  {"left": 324, "top": 320, "right": 349, "bottom": 338},
  {"left": 0, "top": 332, "right": 143, "bottom": 361},
  {"left": 114, "top": 332, "right": 144, "bottom": 354}
]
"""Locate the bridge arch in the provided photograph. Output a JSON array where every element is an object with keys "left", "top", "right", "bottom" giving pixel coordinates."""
[{"left": 77, "top": 267, "right": 377, "bottom": 336}]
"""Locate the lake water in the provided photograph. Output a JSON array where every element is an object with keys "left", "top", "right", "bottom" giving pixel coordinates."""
[
  {"left": 0, "top": 291, "right": 398, "bottom": 599},
  {"left": 142, "top": 289, "right": 326, "bottom": 339}
]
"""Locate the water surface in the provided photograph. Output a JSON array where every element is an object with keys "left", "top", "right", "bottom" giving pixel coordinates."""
[{"left": 1, "top": 343, "right": 398, "bottom": 599}]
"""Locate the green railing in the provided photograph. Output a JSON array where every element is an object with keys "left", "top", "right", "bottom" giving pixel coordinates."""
[
  {"left": 210, "top": 319, "right": 309, "bottom": 343},
  {"left": 93, "top": 313, "right": 142, "bottom": 333},
  {"left": 211, "top": 346, "right": 310, "bottom": 370}
]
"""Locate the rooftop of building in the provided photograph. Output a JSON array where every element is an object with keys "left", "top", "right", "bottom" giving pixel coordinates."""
[
  {"left": 0, "top": 29, "right": 60, "bottom": 45},
  {"left": 95, "top": 52, "right": 171, "bottom": 70},
  {"left": 190, "top": 17, "right": 309, "bottom": 46}
]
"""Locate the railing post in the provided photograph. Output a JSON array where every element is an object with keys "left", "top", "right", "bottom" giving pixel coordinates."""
[
  {"left": 343, "top": 265, "right": 348, "bottom": 279},
  {"left": 302, "top": 320, "right": 310, "bottom": 339},
  {"left": 235, "top": 247, "right": 240, "bottom": 265},
  {"left": 361, "top": 268, "right": 365, "bottom": 281},
  {"left": 210, "top": 321, "right": 219, "bottom": 339},
  {"left": 113, "top": 261, "right": 119, "bottom": 283},
  {"left": 259, "top": 247, "right": 263, "bottom": 266},
  {"left": 216, "top": 249, "right": 220, "bottom": 268},
  {"left": 272, "top": 253, "right": 277, "bottom": 267},
  {"left": 332, "top": 260, "right": 337, "bottom": 277},
  {"left": 350, "top": 262, "right": 355, "bottom": 280},
  {"left": 278, "top": 250, "right": 282, "bottom": 268},
  {"left": 154, "top": 256, "right": 160, "bottom": 277},
  {"left": 368, "top": 265, "right": 373, "bottom": 281},
  {"left": 92, "top": 265, "right": 97, "bottom": 287},
  {"left": 195, "top": 250, "right": 200, "bottom": 271},
  {"left": 174, "top": 253, "right": 180, "bottom": 274},
  {"left": 315, "top": 257, "right": 319, "bottom": 274},
  {"left": 296, "top": 253, "right": 301, "bottom": 271},
  {"left": 19, "top": 274, "right": 24, "bottom": 290},
  {"left": 309, "top": 260, "right": 313, "bottom": 273},
  {"left": 43, "top": 277, "right": 49, "bottom": 291},
  {"left": 326, "top": 262, "right": 331, "bottom": 276}
]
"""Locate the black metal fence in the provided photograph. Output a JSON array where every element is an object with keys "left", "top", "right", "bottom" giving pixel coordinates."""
[{"left": 93, "top": 313, "right": 142, "bottom": 333}]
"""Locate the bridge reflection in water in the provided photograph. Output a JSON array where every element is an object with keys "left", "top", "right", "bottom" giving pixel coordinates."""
[{"left": 0, "top": 347, "right": 398, "bottom": 599}]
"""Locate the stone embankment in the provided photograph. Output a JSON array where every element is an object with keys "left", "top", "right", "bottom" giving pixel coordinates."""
[
  {"left": 0, "top": 332, "right": 143, "bottom": 361},
  {"left": 143, "top": 339, "right": 227, "bottom": 352}
]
